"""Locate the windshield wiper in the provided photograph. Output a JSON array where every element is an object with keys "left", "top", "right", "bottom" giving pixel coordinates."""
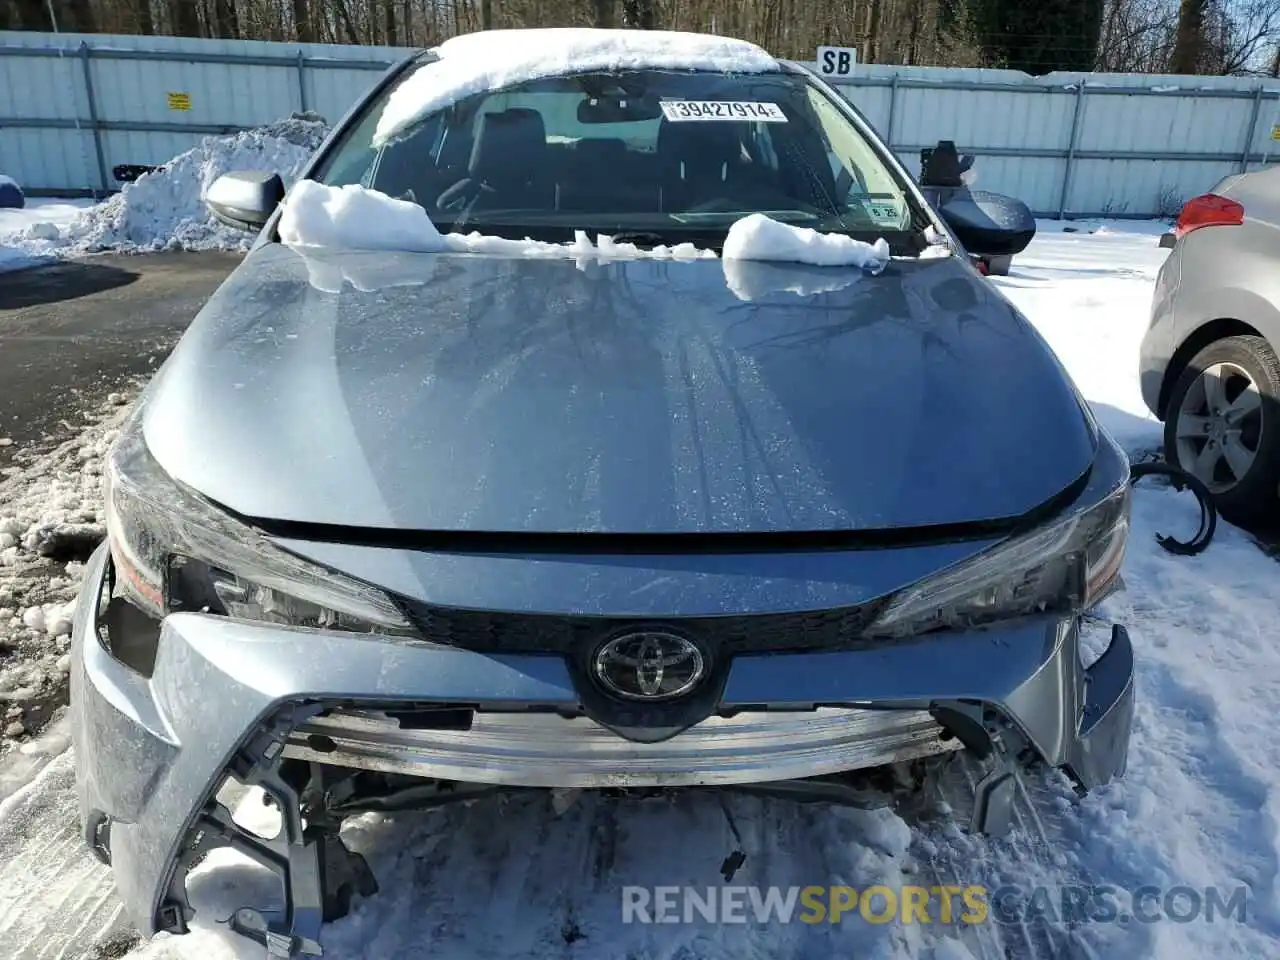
[{"left": 606, "top": 231, "right": 669, "bottom": 247}]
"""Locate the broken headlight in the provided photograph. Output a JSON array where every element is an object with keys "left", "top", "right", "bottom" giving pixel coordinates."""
[
  {"left": 103, "top": 412, "right": 413, "bottom": 635},
  {"left": 864, "top": 480, "right": 1129, "bottom": 639}
]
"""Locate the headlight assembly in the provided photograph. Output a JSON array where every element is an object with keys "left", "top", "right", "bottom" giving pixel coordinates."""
[
  {"left": 864, "top": 479, "right": 1129, "bottom": 639},
  {"left": 104, "top": 412, "right": 414, "bottom": 636}
]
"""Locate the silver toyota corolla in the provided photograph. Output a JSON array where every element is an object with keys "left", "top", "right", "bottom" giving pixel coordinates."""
[{"left": 72, "top": 31, "right": 1135, "bottom": 958}]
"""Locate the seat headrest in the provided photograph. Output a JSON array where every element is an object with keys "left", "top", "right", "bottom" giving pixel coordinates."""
[
  {"left": 657, "top": 121, "right": 746, "bottom": 175},
  {"left": 470, "top": 108, "right": 547, "bottom": 184},
  {"left": 573, "top": 138, "right": 627, "bottom": 165}
]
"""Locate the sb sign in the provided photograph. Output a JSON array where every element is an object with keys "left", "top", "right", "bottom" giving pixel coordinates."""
[{"left": 817, "top": 46, "right": 858, "bottom": 78}]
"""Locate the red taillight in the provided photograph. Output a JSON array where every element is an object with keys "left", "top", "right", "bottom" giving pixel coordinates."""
[{"left": 1174, "top": 194, "right": 1244, "bottom": 238}]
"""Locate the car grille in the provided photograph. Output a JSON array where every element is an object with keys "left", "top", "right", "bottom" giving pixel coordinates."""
[{"left": 394, "top": 597, "right": 891, "bottom": 655}]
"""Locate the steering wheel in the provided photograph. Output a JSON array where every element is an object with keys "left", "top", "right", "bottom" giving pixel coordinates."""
[{"left": 436, "top": 178, "right": 486, "bottom": 212}]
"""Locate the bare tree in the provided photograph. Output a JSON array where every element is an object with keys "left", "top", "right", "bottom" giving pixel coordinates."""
[
  {"left": 0, "top": 0, "right": 997, "bottom": 71},
  {"left": 12, "top": 0, "right": 51, "bottom": 29},
  {"left": 1209, "top": 0, "right": 1280, "bottom": 74},
  {"left": 1097, "top": 0, "right": 1178, "bottom": 71},
  {"left": 1170, "top": 0, "right": 1208, "bottom": 72},
  {"left": 292, "top": 0, "right": 312, "bottom": 40},
  {"left": 169, "top": 0, "right": 201, "bottom": 36},
  {"left": 209, "top": 0, "right": 240, "bottom": 36},
  {"left": 621, "top": 0, "right": 655, "bottom": 29},
  {"left": 133, "top": 0, "right": 154, "bottom": 33}
]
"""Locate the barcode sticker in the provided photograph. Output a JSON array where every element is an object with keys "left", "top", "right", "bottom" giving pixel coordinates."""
[{"left": 659, "top": 100, "right": 788, "bottom": 123}]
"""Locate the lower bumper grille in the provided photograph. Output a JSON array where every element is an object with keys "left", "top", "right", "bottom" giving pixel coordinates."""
[{"left": 283, "top": 707, "right": 960, "bottom": 787}]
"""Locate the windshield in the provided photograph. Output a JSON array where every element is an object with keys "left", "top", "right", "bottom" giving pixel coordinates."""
[{"left": 314, "top": 65, "right": 924, "bottom": 251}]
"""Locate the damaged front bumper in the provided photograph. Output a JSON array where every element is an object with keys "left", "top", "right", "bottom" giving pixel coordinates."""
[{"left": 71, "top": 541, "right": 1134, "bottom": 957}]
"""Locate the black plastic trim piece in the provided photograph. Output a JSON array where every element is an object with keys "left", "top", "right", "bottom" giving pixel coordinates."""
[{"left": 224, "top": 467, "right": 1092, "bottom": 557}]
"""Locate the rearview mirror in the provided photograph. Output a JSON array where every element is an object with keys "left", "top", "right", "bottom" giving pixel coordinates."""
[
  {"left": 206, "top": 171, "right": 285, "bottom": 231},
  {"left": 576, "top": 97, "right": 663, "bottom": 124}
]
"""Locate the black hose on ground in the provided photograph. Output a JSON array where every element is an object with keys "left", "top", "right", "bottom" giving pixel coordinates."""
[{"left": 1128, "top": 461, "right": 1218, "bottom": 556}]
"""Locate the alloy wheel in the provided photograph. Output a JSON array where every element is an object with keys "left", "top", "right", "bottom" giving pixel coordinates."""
[{"left": 1174, "top": 361, "right": 1263, "bottom": 493}]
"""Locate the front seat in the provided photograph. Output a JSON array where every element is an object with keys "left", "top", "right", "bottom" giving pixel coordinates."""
[
  {"left": 437, "top": 108, "right": 552, "bottom": 213},
  {"left": 656, "top": 121, "right": 752, "bottom": 212}
]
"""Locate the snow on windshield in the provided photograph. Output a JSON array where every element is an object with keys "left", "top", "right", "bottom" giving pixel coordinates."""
[
  {"left": 278, "top": 180, "right": 714, "bottom": 262},
  {"left": 279, "top": 180, "right": 893, "bottom": 273},
  {"left": 373, "top": 28, "right": 778, "bottom": 147}
]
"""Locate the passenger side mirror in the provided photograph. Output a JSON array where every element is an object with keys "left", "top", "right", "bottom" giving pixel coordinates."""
[
  {"left": 205, "top": 171, "right": 285, "bottom": 231},
  {"left": 934, "top": 190, "right": 1036, "bottom": 260}
]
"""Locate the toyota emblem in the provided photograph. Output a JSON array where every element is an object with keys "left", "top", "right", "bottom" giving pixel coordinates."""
[{"left": 592, "top": 632, "right": 706, "bottom": 701}]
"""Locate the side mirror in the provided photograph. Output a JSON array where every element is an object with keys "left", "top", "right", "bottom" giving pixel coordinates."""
[
  {"left": 1159, "top": 232, "right": 1177, "bottom": 249},
  {"left": 936, "top": 189, "right": 1037, "bottom": 259},
  {"left": 205, "top": 171, "right": 285, "bottom": 231}
]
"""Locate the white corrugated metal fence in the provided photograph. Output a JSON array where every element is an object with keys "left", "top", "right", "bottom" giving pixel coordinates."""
[{"left": 1, "top": 30, "right": 1278, "bottom": 217}]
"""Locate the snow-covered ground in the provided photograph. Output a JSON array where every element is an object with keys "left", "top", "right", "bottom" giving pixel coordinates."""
[
  {"left": 0, "top": 199, "right": 96, "bottom": 274},
  {"left": 3, "top": 221, "right": 1280, "bottom": 960},
  {"left": 0, "top": 395, "right": 131, "bottom": 771}
]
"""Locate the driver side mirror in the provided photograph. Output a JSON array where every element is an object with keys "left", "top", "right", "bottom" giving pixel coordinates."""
[{"left": 205, "top": 171, "right": 285, "bottom": 231}]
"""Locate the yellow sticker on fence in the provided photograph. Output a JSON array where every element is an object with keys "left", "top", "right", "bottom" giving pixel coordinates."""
[
  {"left": 1271, "top": 123, "right": 1280, "bottom": 141},
  {"left": 167, "top": 92, "right": 191, "bottom": 111}
]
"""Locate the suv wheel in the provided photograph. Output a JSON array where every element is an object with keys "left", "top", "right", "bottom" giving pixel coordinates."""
[{"left": 1164, "top": 334, "right": 1280, "bottom": 525}]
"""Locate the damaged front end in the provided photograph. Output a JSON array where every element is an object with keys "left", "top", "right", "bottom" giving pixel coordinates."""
[
  {"left": 72, "top": 406, "right": 1135, "bottom": 958},
  {"left": 73, "top": 531, "right": 1134, "bottom": 958}
]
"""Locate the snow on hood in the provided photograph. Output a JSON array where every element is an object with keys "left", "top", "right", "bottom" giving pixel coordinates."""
[
  {"left": 278, "top": 180, "right": 714, "bottom": 262},
  {"left": 279, "top": 180, "right": 895, "bottom": 275},
  {"left": 279, "top": 180, "right": 443, "bottom": 253},
  {"left": 722, "top": 212, "right": 891, "bottom": 271},
  {"left": 373, "top": 28, "right": 779, "bottom": 146}
]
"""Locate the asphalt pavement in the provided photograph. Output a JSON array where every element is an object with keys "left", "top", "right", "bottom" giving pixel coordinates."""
[{"left": 0, "top": 252, "right": 242, "bottom": 456}]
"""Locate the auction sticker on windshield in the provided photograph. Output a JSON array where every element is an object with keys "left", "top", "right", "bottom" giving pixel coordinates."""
[{"left": 660, "top": 100, "right": 787, "bottom": 122}]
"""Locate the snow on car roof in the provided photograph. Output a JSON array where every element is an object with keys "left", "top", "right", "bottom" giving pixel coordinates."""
[{"left": 373, "top": 27, "right": 779, "bottom": 146}]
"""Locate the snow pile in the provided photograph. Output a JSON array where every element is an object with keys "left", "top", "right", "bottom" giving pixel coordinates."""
[
  {"left": 35, "top": 116, "right": 327, "bottom": 255},
  {"left": 374, "top": 28, "right": 778, "bottom": 145},
  {"left": 279, "top": 179, "right": 713, "bottom": 262},
  {"left": 0, "top": 394, "right": 132, "bottom": 755},
  {"left": 279, "top": 180, "right": 443, "bottom": 253},
  {"left": 722, "top": 212, "right": 891, "bottom": 270},
  {"left": 0, "top": 199, "right": 94, "bottom": 274}
]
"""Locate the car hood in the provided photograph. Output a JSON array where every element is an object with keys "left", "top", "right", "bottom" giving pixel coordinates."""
[{"left": 142, "top": 243, "right": 1097, "bottom": 534}]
